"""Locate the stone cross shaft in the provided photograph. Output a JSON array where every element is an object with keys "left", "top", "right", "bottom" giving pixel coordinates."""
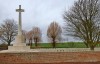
[{"left": 16, "top": 5, "right": 24, "bottom": 35}]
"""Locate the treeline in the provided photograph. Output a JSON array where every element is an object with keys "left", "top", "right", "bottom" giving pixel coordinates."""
[{"left": 0, "top": 20, "right": 62, "bottom": 48}]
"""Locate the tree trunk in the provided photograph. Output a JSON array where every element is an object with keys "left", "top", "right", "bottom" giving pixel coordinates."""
[
  {"left": 8, "top": 41, "right": 11, "bottom": 46},
  {"left": 30, "top": 39, "right": 32, "bottom": 46},
  {"left": 85, "top": 42, "right": 89, "bottom": 48},
  {"left": 52, "top": 38, "right": 56, "bottom": 48},
  {"left": 90, "top": 46, "right": 94, "bottom": 51},
  {"left": 24, "top": 38, "right": 26, "bottom": 43},
  {"left": 29, "top": 40, "right": 30, "bottom": 46},
  {"left": 35, "top": 38, "right": 38, "bottom": 47}
]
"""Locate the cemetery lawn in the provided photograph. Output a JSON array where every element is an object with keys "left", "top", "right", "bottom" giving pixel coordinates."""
[
  {"left": 31, "top": 42, "right": 100, "bottom": 48},
  {"left": 31, "top": 42, "right": 86, "bottom": 48},
  {"left": 0, "top": 42, "right": 100, "bottom": 49}
]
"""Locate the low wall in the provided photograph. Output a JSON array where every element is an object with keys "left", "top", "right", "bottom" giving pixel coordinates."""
[{"left": 0, "top": 52, "right": 100, "bottom": 63}]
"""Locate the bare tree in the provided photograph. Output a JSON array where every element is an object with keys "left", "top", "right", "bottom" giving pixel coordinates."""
[
  {"left": 32, "top": 27, "right": 42, "bottom": 47},
  {"left": 0, "top": 28, "right": 4, "bottom": 37},
  {"left": 63, "top": 0, "right": 100, "bottom": 50},
  {"left": 0, "top": 19, "right": 17, "bottom": 46},
  {"left": 47, "top": 21, "right": 62, "bottom": 48},
  {"left": 26, "top": 30, "right": 33, "bottom": 46}
]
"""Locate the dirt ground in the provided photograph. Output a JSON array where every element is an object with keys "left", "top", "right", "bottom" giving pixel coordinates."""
[{"left": 0, "top": 52, "right": 100, "bottom": 64}]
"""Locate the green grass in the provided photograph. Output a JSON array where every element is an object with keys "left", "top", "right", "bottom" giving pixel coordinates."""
[
  {"left": 1, "top": 42, "right": 100, "bottom": 49},
  {"left": 0, "top": 43, "right": 8, "bottom": 50},
  {"left": 32, "top": 43, "right": 52, "bottom": 48},
  {"left": 58, "top": 42, "right": 87, "bottom": 48},
  {"left": 31, "top": 42, "right": 87, "bottom": 48}
]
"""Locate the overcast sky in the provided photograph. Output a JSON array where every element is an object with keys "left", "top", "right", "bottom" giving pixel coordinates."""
[{"left": 0, "top": 0, "right": 78, "bottom": 42}]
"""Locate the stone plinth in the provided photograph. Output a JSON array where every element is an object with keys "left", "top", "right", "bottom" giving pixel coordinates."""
[
  {"left": 8, "top": 35, "right": 30, "bottom": 51},
  {"left": 14, "top": 35, "right": 25, "bottom": 44},
  {"left": 8, "top": 46, "right": 30, "bottom": 51},
  {"left": 13, "top": 35, "right": 26, "bottom": 46},
  {"left": 8, "top": 42, "right": 30, "bottom": 51},
  {"left": 13, "top": 43, "right": 26, "bottom": 46}
]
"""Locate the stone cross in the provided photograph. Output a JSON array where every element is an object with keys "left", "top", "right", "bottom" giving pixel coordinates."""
[
  {"left": 8, "top": 5, "right": 30, "bottom": 51},
  {"left": 16, "top": 5, "right": 24, "bottom": 35}
]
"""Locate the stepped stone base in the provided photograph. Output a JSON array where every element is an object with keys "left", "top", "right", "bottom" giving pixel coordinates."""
[
  {"left": 13, "top": 43, "right": 26, "bottom": 46},
  {"left": 8, "top": 43, "right": 30, "bottom": 51},
  {"left": 15, "top": 35, "right": 25, "bottom": 44},
  {"left": 8, "top": 46, "right": 30, "bottom": 51},
  {"left": 8, "top": 35, "right": 30, "bottom": 51}
]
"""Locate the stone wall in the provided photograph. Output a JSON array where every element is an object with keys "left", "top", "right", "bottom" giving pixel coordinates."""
[{"left": 0, "top": 52, "right": 100, "bottom": 63}]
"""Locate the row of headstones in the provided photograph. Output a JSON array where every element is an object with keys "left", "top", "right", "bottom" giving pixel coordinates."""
[{"left": 31, "top": 48, "right": 96, "bottom": 52}]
